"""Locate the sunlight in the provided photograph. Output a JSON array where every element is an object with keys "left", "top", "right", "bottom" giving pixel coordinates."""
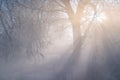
[
  {"left": 80, "top": 6, "right": 107, "bottom": 37},
  {"left": 93, "top": 12, "right": 107, "bottom": 23},
  {"left": 83, "top": 5, "right": 107, "bottom": 24}
]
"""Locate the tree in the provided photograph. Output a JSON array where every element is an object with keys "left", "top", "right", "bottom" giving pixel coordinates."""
[
  {"left": 51, "top": 0, "right": 97, "bottom": 54},
  {"left": 0, "top": 0, "right": 48, "bottom": 60},
  {"left": 58, "top": 0, "right": 90, "bottom": 42}
]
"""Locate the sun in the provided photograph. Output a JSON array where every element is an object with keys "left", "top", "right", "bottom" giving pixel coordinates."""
[
  {"left": 80, "top": 6, "right": 107, "bottom": 36},
  {"left": 93, "top": 12, "right": 107, "bottom": 23},
  {"left": 82, "top": 5, "right": 107, "bottom": 24}
]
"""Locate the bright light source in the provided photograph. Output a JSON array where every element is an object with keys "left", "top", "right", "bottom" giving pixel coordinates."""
[{"left": 94, "top": 12, "right": 107, "bottom": 23}]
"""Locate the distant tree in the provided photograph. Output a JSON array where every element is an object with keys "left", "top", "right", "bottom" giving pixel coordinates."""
[{"left": 0, "top": 0, "right": 48, "bottom": 60}]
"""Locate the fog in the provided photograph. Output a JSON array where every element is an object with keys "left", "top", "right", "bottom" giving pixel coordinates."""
[{"left": 0, "top": 0, "right": 120, "bottom": 80}]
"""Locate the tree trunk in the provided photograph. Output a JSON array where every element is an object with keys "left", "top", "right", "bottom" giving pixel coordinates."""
[
  {"left": 72, "top": 23, "right": 81, "bottom": 46},
  {"left": 70, "top": 14, "right": 82, "bottom": 46},
  {"left": 71, "top": 21, "right": 82, "bottom": 54}
]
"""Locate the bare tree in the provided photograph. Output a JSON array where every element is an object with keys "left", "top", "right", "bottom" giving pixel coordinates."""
[
  {"left": 58, "top": 0, "right": 90, "bottom": 42},
  {"left": 0, "top": 0, "right": 49, "bottom": 60}
]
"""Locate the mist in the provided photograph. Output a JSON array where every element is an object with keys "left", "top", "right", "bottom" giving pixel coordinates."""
[{"left": 0, "top": 0, "right": 120, "bottom": 80}]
